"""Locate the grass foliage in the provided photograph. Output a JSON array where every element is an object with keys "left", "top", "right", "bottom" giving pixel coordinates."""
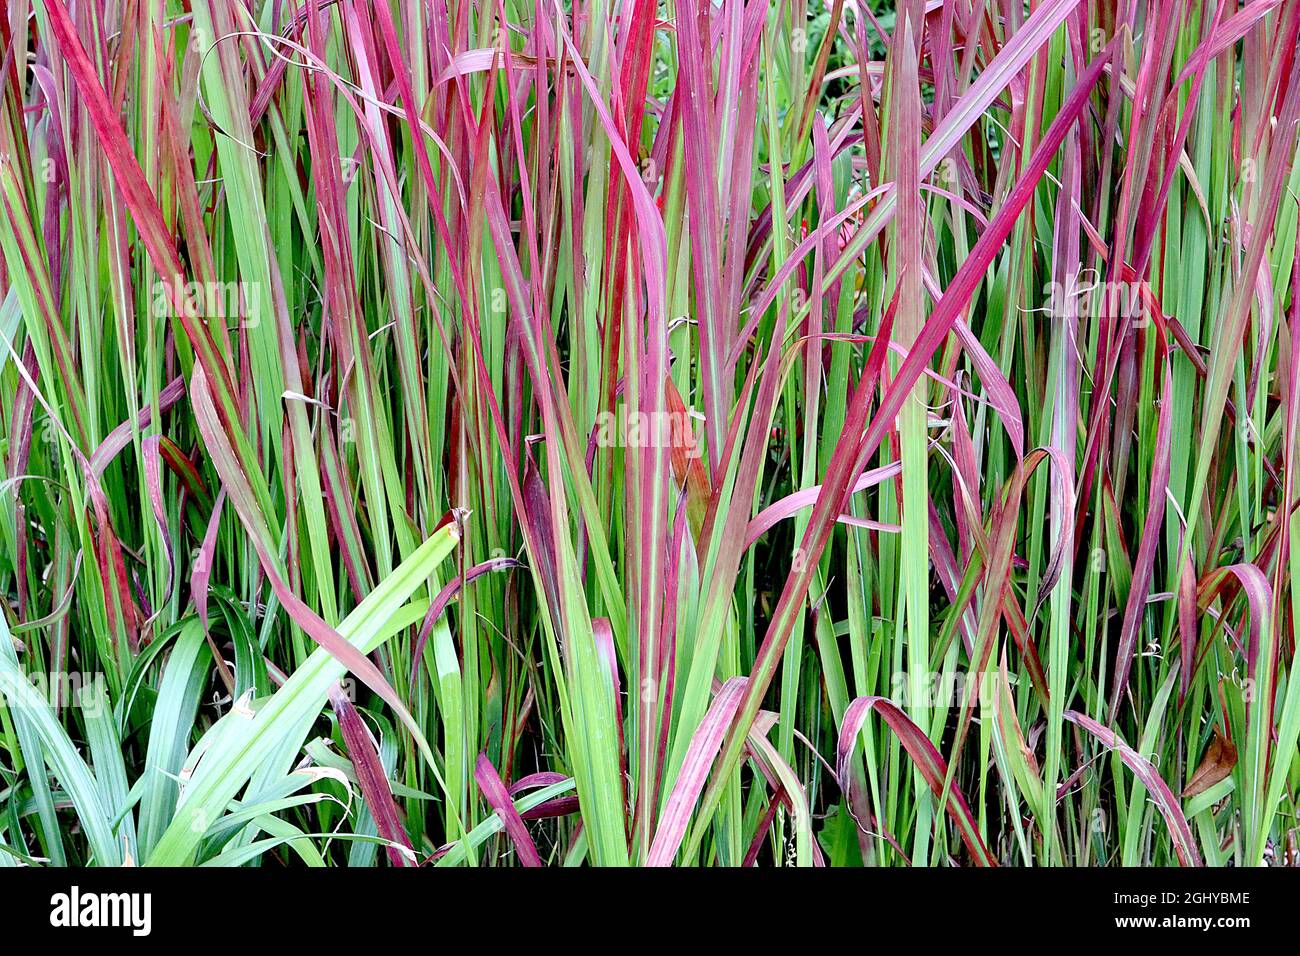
[{"left": 0, "top": 0, "right": 1299, "bottom": 866}]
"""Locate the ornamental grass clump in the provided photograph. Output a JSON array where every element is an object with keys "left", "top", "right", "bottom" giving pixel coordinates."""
[{"left": 0, "top": 0, "right": 1298, "bottom": 867}]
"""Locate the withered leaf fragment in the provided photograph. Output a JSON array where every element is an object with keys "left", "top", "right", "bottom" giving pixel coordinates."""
[{"left": 1182, "top": 727, "right": 1237, "bottom": 798}]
